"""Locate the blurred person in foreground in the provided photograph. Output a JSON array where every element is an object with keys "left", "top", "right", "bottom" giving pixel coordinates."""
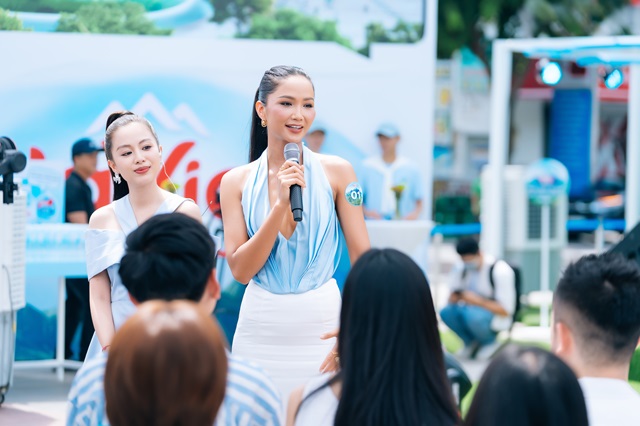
[
  {"left": 552, "top": 252, "right": 640, "bottom": 426},
  {"left": 466, "top": 345, "right": 588, "bottom": 426},
  {"left": 67, "top": 213, "right": 282, "bottom": 425},
  {"left": 105, "top": 300, "right": 227, "bottom": 426},
  {"left": 287, "top": 248, "right": 460, "bottom": 426}
]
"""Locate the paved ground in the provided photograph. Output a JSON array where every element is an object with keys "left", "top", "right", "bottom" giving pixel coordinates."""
[
  {"left": 0, "top": 369, "right": 73, "bottom": 425},
  {"left": 0, "top": 240, "right": 607, "bottom": 424}
]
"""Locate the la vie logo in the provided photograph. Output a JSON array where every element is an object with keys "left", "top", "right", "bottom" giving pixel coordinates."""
[{"left": 30, "top": 93, "right": 229, "bottom": 215}]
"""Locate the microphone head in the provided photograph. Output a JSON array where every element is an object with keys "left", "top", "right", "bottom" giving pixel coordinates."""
[{"left": 284, "top": 143, "right": 300, "bottom": 163}]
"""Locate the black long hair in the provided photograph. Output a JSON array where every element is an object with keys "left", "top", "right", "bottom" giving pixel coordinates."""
[
  {"left": 249, "top": 65, "right": 313, "bottom": 162},
  {"left": 105, "top": 111, "right": 160, "bottom": 201},
  {"left": 465, "top": 345, "right": 589, "bottom": 426},
  {"left": 330, "top": 249, "right": 459, "bottom": 426}
]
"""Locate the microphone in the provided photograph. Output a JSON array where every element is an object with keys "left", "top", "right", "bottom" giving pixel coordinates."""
[{"left": 284, "top": 143, "right": 303, "bottom": 222}]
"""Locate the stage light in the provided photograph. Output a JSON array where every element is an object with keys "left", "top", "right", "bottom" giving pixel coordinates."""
[
  {"left": 602, "top": 67, "right": 624, "bottom": 90},
  {"left": 536, "top": 59, "right": 563, "bottom": 86}
]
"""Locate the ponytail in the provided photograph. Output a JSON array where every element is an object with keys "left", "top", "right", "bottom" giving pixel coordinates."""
[{"left": 249, "top": 89, "right": 268, "bottom": 162}]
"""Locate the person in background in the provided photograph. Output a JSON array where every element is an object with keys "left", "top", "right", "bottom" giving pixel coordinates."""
[
  {"left": 305, "top": 122, "right": 326, "bottom": 153},
  {"left": 361, "top": 123, "right": 423, "bottom": 220},
  {"left": 104, "top": 300, "right": 227, "bottom": 426},
  {"left": 440, "top": 237, "right": 515, "bottom": 360},
  {"left": 288, "top": 249, "right": 460, "bottom": 426},
  {"left": 64, "top": 138, "right": 102, "bottom": 360},
  {"left": 551, "top": 253, "right": 640, "bottom": 426},
  {"left": 83, "top": 111, "right": 201, "bottom": 362},
  {"left": 465, "top": 345, "right": 589, "bottom": 426},
  {"left": 67, "top": 213, "right": 282, "bottom": 425}
]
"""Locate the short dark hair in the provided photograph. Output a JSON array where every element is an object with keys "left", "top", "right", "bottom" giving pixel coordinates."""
[
  {"left": 466, "top": 345, "right": 588, "bottom": 426},
  {"left": 554, "top": 252, "right": 640, "bottom": 364},
  {"left": 456, "top": 237, "right": 479, "bottom": 256},
  {"left": 119, "top": 213, "right": 217, "bottom": 303}
]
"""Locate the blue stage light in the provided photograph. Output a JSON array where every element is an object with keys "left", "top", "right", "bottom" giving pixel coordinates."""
[
  {"left": 603, "top": 68, "right": 623, "bottom": 90},
  {"left": 536, "top": 59, "right": 562, "bottom": 86}
]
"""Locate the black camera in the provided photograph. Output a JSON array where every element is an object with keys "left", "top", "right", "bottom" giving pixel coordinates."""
[{"left": 0, "top": 136, "right": 27, "bottom": 204}]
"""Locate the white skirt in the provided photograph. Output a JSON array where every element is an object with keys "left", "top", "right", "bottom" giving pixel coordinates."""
[{"left": 232, "top": 280, "right": 341, "bottom": 402}]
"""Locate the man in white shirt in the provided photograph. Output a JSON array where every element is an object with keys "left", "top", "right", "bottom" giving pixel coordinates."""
[
  {"left": 361, "top": 123, "right": 424, "bottom": 220},
  {"left": 552, "top": 253, "right": 640, "bottom": 426},
  {"left": 440, "top": 237, "right": 515, "bottom": 360}
]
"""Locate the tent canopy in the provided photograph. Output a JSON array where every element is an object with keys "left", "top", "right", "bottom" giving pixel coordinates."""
[{"left": 485, "top": 36, "right": 640, "bottom": 257}]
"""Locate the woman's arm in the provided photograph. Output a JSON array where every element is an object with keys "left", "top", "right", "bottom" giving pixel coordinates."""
[
  {"left": 286, "top": 386, "right": 305, "bottom": 426},
  {"left": 89, "top": 271, "right": 115, "bottom": 349},
  {"left": 87, "top": 207, "right": 117, "bottom": 350},
  {"left": 220, "top": 162, "right": 306, "bottom": 284},
  {"left": 324, "top": 157, "right": 370, "bottom": 264},
  {"left": 403, "top": 199, "right": 423, "bottom": 220}
]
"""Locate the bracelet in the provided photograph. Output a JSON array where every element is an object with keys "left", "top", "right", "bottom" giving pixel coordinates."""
[{"left": 102, "top": 345, "right": 111, "bottom": 352}]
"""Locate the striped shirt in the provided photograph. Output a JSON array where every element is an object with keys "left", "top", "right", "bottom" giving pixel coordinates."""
[{"left": 67, "top": 351, "right": 283, "bottom": 426}]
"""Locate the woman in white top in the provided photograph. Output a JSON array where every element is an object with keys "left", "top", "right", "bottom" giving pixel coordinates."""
[
  {"left": 288, "top": 248, "right": 460, "bottom": 426},
  {"left": 84, "top": 111, "right": 201, "bottom": 361}
]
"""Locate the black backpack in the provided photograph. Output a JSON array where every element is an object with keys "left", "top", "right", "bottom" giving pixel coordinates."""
[{"left": 488, "top": 260, "right": 522, "bottom": 324}]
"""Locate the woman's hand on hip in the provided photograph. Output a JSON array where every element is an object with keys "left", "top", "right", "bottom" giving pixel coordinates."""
[{"left": 319, "top": 329, "right": 340, "bottom": 373}]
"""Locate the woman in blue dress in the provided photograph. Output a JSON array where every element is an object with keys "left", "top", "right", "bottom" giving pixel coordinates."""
[
  {"left": 84, "top": 111, "right": 201, "bottom": 361},
  {"left": 220, "top": 66, "right": 370, "bottom": 399}
]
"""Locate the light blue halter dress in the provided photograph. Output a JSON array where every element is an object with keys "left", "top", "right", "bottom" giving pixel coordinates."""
[
  {"left": 232, "top": 145, "right": 343, "bottom": 400},
  {"left": 83, "top": 193, "right": 192, "bottom": 362}
]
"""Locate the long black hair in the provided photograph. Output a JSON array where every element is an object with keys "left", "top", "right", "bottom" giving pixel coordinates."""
[
  {"left": 465, "top": 345, "right": 589, "bottom": 426},
  {"left": 105, "top": 111, "right": 160, "bottom": 201},
  {"left": 249, "top": 65, "right": 313, "bottom": 162},
  {"left": 327, "top": 248, "right": 459, "bottom": 425}
]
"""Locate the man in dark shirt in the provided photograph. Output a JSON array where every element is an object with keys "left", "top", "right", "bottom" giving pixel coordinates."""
[{"left": 65, "top": 138, "right": 103, "bottom": 360}]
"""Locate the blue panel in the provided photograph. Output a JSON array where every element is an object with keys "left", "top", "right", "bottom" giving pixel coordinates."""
[{"left": 549, "top": 89, "right": 592, "bottom": 200}]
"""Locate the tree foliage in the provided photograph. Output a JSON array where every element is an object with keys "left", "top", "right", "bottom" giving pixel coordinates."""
[
  {"left": 437, "top": 0, "right": 629, "bottom": 63},
  {"left": 210, "top": 0, "right": 271, "bottom": 28},
  {"left": 526, "top": 0, "right": 629, "bottom": 37},
  {"left": 0, "top": 7, "right": 28, "bottom": 30},
  {"left": 359, "top": 20, "right": 424, "bottom": 56},
  {"left": 56, "top": 2, "right": 171, "bottom": 35},
  {"left": 437, "top": 0, "right": 525, "bottom": 63},
  {"left": 0, "top": 0, "right": 178, "bottom": 13},
  {"left": 238, "top": 8, "right": 351, "bottom": 48}
]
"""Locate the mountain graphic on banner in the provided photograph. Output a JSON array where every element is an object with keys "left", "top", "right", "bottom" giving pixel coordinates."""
[{"left": 85, "top": 93, "right": 209, "bottom": 136}]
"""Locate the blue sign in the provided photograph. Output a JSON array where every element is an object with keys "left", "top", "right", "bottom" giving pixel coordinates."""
[
  {"left": 525, "top": 158, "right": 570, "bottom": 205},
  {"left": 549, "top": 89, "right": 591, "bottom": 200}
]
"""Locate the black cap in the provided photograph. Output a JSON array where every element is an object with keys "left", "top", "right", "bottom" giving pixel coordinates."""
[{"left": 72, "top": 138, "right": 104, "bottom": 159}]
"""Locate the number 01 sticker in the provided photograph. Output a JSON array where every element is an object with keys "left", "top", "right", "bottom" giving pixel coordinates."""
[{"left": 345, "top": 182, "right": 363, "bottom": 206}]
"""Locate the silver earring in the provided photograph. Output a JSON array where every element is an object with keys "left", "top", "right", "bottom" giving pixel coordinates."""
[{"left": 113, "top": 173, "right": 121, "bottom": 185}]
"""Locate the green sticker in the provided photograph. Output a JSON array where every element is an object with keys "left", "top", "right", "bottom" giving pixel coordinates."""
[{"left": 345, "top": 182, "right": 363, "bottom": 206}]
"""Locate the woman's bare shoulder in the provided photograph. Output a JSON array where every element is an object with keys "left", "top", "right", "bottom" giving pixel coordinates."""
[
  {"left": 221, "top": 163, "right": 253, "bottom": 189},
  {"left": 88, "top": 204, "right": 118, "bottom": 230},
  {"left": 317, "top": 154, "right": 356, "bottom": 182}
]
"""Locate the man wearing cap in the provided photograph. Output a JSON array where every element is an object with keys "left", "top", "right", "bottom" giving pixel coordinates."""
[
  {"left": 306, "top": 122, "right": 327, "bottom": 153},
  {"left": 64, "top": 138, "right": 103, "bottom": 360},
  {"left": 361, "top": 123, "right": 424, "bottom": 220}
]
